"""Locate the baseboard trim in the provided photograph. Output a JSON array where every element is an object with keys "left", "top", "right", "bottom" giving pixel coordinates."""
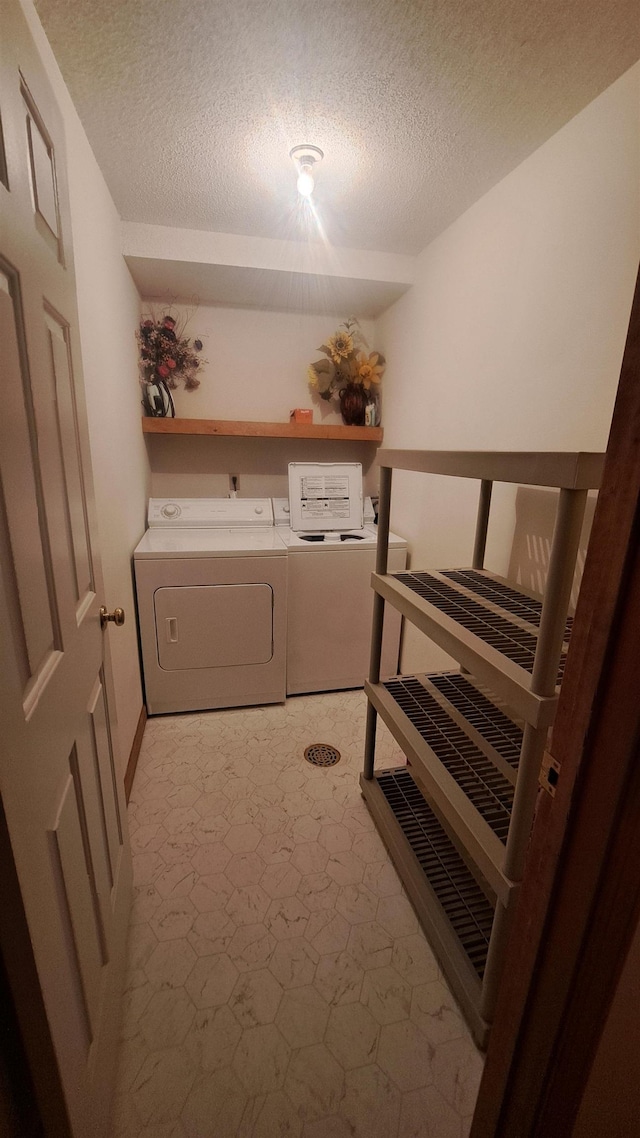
[{"left": 124, "top": 706, "right": 147, "bottom": 804}]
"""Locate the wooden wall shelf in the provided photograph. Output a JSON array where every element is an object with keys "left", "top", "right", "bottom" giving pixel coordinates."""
[{"left": 141, "top": 417, "right": 383, "bottom": 442}]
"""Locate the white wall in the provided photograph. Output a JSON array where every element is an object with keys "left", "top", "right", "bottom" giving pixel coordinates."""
[
  {"left": 22, "top": 1, "right": 149, "bottom": 776},
  {"left": 377, "top": 63, "right": 640, "bottom": 673},
  {"left": 153, "top": 306, "right": 374, "bottom": 424},
  {"left": 146, "top": 306, "right": 382, "bottom": 498}
]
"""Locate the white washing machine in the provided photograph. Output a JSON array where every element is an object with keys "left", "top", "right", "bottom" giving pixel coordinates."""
[
  {"left": 134, "top": 498, "right": 287, "bottom": 714},
  {"left": 274, "top": 463, "right": 407, "bottom": 695}
]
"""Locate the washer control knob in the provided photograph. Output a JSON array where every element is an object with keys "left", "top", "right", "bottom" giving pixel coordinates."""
[
  {"left": 162, "top": 503, "right": 180, "bottom": 518},
  {"left": 255, "top": 505, "right": 264, "bottom": 514}
]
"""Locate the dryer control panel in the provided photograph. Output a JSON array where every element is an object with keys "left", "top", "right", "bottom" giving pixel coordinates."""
[{"left": 148, "top": 498, "right": 274, "bottom": 528}]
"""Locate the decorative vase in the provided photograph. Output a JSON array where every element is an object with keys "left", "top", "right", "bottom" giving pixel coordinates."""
[
  {"left": 339, "top": 382, "right": 368, "bottom": 426},
  {"left": 142, "top": 378, "right": 175, "bottom": 417}
]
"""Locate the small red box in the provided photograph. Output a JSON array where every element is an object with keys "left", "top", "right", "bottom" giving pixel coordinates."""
[{"left": 290, "top": 408, "right": 313, "bottom": 424}]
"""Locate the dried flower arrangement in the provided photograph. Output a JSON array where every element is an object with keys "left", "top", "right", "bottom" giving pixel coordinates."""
[
  {"left": 136, "top": 305, "right": 207, "bottom": 417},
  {"left": 307, "top": 317, "right": 385, "bottom": 400},
  {"left": 307, "top": 317, "right": 385, "bottom": 425}
]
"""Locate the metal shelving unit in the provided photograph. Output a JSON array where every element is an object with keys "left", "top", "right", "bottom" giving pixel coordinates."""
[{"left": 360, "top": 450, "right": 604, "bottom": 1048}]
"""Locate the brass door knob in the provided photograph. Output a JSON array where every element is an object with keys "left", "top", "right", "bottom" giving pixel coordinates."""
[{"left": 100, "top": 606, "right": 125, "bottom": 629}]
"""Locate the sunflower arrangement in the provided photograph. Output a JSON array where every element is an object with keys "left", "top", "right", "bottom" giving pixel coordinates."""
[{"left": 307, "top": 317, "right": 385, "bottom": 405}]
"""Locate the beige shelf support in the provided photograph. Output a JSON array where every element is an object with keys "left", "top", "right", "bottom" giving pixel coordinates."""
[
  {"left": 376, "top": 449, "right": 604, "bottom": 489},
  {"left": 472, "top": 480, "right": 493, "bottom": 570},
  {"left": 362, "top": 449, "right": 602, "bottom": 1042},
  {"left": 364, "top": 465, "right": 392, "bottom": 780},
  {"left": 502, "top": 486, "right": 588, "bottom": 882}
]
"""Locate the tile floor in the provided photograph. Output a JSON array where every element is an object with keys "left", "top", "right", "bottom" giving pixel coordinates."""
[{"left": 112, "top": 691, "right": 483, "bottom": 1138}]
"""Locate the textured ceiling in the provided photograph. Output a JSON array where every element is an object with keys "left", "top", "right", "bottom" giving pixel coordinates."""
[{"left": 36, "top": 0, "right": 639, "bottom": 256}]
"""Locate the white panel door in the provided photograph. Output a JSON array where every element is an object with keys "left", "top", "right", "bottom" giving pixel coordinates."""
[{"left": 0, "top": 2, "right": 132, "bottom": 1135}]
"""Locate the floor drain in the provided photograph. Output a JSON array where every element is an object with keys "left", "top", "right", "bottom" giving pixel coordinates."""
[{"left": 304, "top": 743, "right": 341, "bottom": 768}]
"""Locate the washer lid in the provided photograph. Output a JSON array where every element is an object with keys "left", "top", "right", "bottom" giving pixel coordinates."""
[
  {"left": 148, "top": 498, "right": 273, "bottom": 527},
  {"left": 288, "top": 462, "right": 363, "bottom": 533}
]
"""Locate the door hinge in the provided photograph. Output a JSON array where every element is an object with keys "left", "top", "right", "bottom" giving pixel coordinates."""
[{"left": 539, "top": 751, "right": 561, "bottom": 797}]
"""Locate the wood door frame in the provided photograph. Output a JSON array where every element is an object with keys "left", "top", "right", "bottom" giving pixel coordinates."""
[{"left": 471, "top": 265, "right": 640, "bottom": 1136}]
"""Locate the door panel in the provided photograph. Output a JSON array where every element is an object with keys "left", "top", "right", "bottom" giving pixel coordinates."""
[
  {"left": 0, "top": 2, "right": 132, "bottom": 1134},
  {"left": 51, "top": 770, "right": 105, "bottom": 1042},
  {"left": 88, "top": 672, "right": 124, "bottom": 896},
  {"left": 0, "top": 263, "right": 60, "bottom": 685},
  {"left": 21, "top": 75, "right": 62, "bottom": 260},
  {"left": 155, "top": 583, "right": 274, "bottom": 669},
  {"left": 0, "top": 105, "right": 8, "bottom": 190},
  {"left": 74, "top": 692, "right": 113, "bottom": 950},
  {"left": 44, "top": 307, "right": 94, "bottom": 607}
]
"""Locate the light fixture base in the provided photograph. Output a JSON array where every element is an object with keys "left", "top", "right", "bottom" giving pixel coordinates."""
[{"left": 289, "top": 144, "right": 324, "bottom": 167}]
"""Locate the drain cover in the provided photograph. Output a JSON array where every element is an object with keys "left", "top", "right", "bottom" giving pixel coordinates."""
[{"left": 304, "top": 744, "right": 341, "bottom": 768}]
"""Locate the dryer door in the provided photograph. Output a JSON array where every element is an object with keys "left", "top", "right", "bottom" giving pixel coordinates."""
[{"left": 154, "top": 583, "right": 274, "bottom": 670}]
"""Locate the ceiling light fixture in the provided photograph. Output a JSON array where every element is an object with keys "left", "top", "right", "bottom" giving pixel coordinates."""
[{"left": 290, "top": 144, "right": 324, "bottom": 198}]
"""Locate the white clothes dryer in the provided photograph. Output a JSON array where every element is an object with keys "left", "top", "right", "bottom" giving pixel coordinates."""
[
  {"left": 134, "top": 498, "right": 287, "bottom": 714},
  {"left": 274, "top": 463, "right": 407, "bottom": 695}
]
